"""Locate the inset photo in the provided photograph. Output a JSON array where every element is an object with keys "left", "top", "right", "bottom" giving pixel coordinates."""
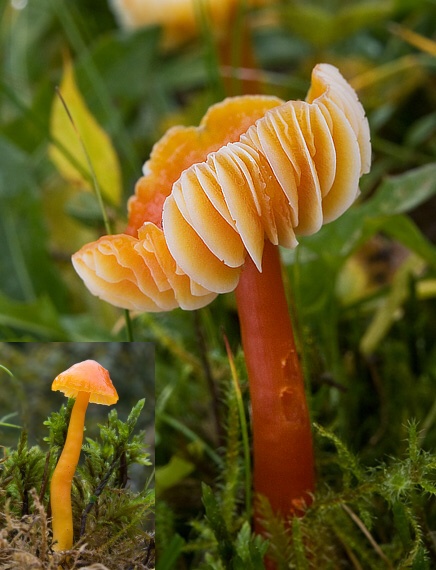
[{"left": 0, "top": 342, "right": 155, "bottom": 568}]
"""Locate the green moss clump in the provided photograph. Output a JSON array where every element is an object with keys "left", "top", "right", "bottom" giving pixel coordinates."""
[{"left": 0, "top": 399, "right": 154, "bottom": 569}]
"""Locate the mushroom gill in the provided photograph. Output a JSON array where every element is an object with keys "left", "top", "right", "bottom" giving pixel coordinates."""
[{"left": 72, "top": 64, "right": 371, "bottom": 311}]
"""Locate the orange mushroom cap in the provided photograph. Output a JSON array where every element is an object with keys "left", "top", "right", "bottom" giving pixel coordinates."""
[
  {"left": 52, "top": 359, "right": 119, "bottom": 405},
  {"left": 72, "top": 63, "right": 371, "bottom": 312},
  {"left": 125, "top": 95, "right": 283, "bottom": 236}
]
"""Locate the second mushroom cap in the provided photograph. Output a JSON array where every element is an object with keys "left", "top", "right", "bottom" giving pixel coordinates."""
[{"left": 52, "top": 359, "right": 119, "bottom": 405}]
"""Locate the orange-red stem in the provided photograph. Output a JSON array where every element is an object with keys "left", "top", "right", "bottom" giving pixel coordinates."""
[{"left": 235, "top": 240, "right": 315, "bottom": 532}]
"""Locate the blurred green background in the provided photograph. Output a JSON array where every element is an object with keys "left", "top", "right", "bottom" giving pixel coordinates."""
[
  {"left": 2, "top": 0, "right": 436, "bottom": 566},
  {"left": 1, "top": 0, "right": 436, "bottom": 340}
]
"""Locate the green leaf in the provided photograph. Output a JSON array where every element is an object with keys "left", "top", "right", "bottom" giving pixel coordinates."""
[
  {"left": 155, "top": 455, "right": 195, "bottom": 494},
  {"left": 74, "top": 27, "right": 161, "bottom": 105},
  {"left": 380, "top": 215, "right": 436, "bottom": 267},
  {"left": 296, "top": 163, "right": 436, "bottom": 267},
  {"left": 234, "top": 522, "right": 268, "bottom": 568},
  {"left": 281, "top": 4, "right": 335, "bottom": 48},
  {"left": 60, "top": 314, "right": 118, "bottom": 341},
  {"left": 0, "top": 137, "right": 67, "bottom": 307},
  {"left": 360, "top": 163, "right": 436, "bottom": 217},
  {"left": 65, "top": 190, "right": 108, "bottom": 227},
  {"left": 336, "top": 1, "right": 394, "bottom": 40},
  {"left": 406, "top": 112, "right": 436, "bottom": 148},
  {"left": 0, "top": 364, "right": 14, "bottom": 377},
  {"left": 0, "top": 293, "right": 67, "bottom": 340},
  {"left": 49, "top": 61, "right": 122, "bottom": 206},
  {"left": 282, "top": 1, "right": 394, "bottom": 48},
  {"left": 0, "top": 411, "right": 21, "bottom": 429},
  {"left": 360, "top": 254, "right": 425, "bottom": 355},
  {"left": 156, "top": 534, "right": 185, "bottom": 570}
]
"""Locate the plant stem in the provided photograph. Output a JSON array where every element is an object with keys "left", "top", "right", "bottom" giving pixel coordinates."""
[
  {"left": 193, "top": 310, "right": 223, "bottom": 446},
  {"left": 235, "top": 240, "right": 315, "bottom": 531},
  {"left": 223, "top": 334, "right": 252, "bottom": 519}
]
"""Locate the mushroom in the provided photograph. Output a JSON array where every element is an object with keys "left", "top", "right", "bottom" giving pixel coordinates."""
[
  {"left": 50, "top": 359, "right": 119, "bottom": 552},
  {"left": 73, "top": 64, "right": 370, "bottom": 527},
  {"left": 109, "top": 0, "right": 270, "bottom": 94},
  {"left": 73, "top": 94, "right": 283, "bottom": 311},
  {"left": 110, "top": 0, "right": 234, "bottom": 45},
  {"left": 109, "top": 0, "right": 270, "bottom": 47}
]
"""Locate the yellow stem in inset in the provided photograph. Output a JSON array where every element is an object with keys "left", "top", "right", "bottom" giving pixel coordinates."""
[{"left": 50, "top": 391, "right": 90, "bottom": 551}]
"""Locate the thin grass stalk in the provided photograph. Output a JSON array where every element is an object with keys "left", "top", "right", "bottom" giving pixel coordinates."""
[{"left": 224, "top": 334, "right": 252, "bottom": 519}]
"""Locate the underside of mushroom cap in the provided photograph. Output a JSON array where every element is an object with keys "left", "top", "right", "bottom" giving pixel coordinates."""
[
  {"left": 72, "top": 63, "right": 371, "bottom": 312},
  {"left": 52, "top": 360, "right": 119, "bottom": 405},
  {"left": 72, "top": 225, "right": 218, "bottom": 311},
  {"left": 126, "top": 95, "right": 283, "bottom": 236},
  {"left": 307, "top": 63, "right": 371, "bottom": 177},
  {"left": 73, "top": 95, "right": 284, "bottom": 310}
]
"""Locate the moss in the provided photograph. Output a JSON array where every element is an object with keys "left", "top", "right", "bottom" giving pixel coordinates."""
[{"left": 0, "top": 400, "right": 154, "bottom": 569}]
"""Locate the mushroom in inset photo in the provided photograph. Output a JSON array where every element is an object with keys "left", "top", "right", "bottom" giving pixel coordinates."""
[{"left": 50, "top": 359, "right": 119, "bottom": 552}]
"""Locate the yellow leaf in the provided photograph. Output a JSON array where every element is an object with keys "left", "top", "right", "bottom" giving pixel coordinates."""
[
  {"left": 360, "top": 255, "right": 425, "bottom": 356},
  {"left": 49, "top": 62, "right": 122, "bottom": 206}
]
